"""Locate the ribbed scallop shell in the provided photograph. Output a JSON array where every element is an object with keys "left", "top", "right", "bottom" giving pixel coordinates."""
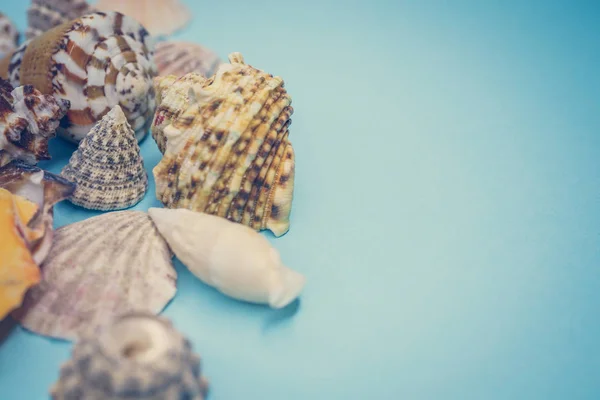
[
  {"left": 95, "top": 0, "right": 191, "bottom": 37},
  {"left": 14, "top": 211, "right": 177, "bottom": 341},
  {"left": 151, "top": 53, "right": 296, "bottom": 237},
  {"left": 26, "top": 0, "right": 96, "bottom": 40},
  {"left": 0, "top": 13, "right": 19, "bottom": 60},
  {"left": 0, "top": 78, "right": 70, "bottom": 167},
  {"left": 50, "top": 312, "right": 209, "bottom": 400},
  {"left": 1, "top": 11, "right": 157, "bottom": 143},
  {"left": 60, "top": 105, "right": 148, "bottom": 211},
  {"left": 155, "top": 41, "right": 222, "bottom": 78}
]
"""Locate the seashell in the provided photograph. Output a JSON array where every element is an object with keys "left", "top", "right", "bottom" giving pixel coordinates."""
[
  {"left": 0, "top": 188, "right": 42, "bottom": 320},
  {"left": 1, "top": 11, "right": 157, "bottom": 143},
  {"left": 25, "top": 0, "right": 96, "bottom": 40},
  {"left": 95, "top": 0, "right": 191, "bottom": 37},
  {"left": 151, "top": 53, "right": 296, "bottom": 237},
  {"left": 155, "top": 41, "right": 222, "bottom": 78},
  {"left": 14, "top": 211, "right": 177, "bottom": 341},
  {"left": 0, "top": 13, "right": 19, "bottom": 61},
  {"left": 0, "top": 159, "right": 76, "bottom": 265},
  {"left": 149, "top": 207, "right": 305, "bottom": 309},
  {"left": 0, "top": 78, "right": 70, "bottom": 167},
  {"left": 50, "top": 312, "right": 209, "bottom": 399},
  {"left": 60, "top": 105, "right": 148, "bottom": 211}
]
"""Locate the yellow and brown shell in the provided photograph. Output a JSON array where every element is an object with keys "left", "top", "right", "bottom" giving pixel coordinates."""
[{"left": 151, "top": 53, "right": 296, "bottom": 237}]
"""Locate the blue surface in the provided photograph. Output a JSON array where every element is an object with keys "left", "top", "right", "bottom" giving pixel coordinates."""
[{"left": 1, "top": 1, "right": 599, "bottom": 399}]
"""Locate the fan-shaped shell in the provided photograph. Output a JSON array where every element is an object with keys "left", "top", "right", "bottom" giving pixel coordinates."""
[
  {"left": 0, "top": 78, "right": 70, "bottom": 166},
  {"left": 26, "top": 0, "right": 96, "bottom": 40},
  {"left": 151, "top": 53, "right": 296, "bottom": 237},
  {"left": 50, "top": 312, "right": 209, "bottom": 400},
  {"left": 60, "top": 105, "right": 148, "bottom": 211},
  {"left": 1, "top": 11, "right": 157, "bottom": 143},
  {"left": 95, "top": 0, "right": 191, "bottom": 37},
  {"left": 155, "top": 41, "right": 222, "bottom": 78},
  {"left": 13, "top": 211, "right": 177, "bottom": 341},
  {"left": 0, "top": 13, "right": 18, "bottom": 61}
]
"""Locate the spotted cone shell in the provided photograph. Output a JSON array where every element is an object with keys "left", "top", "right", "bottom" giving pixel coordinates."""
[
  {"left": 50, "top": 312, "right": 209, "bottom": 400},
  {"left": 60, "top": 105, "right": 148, "bottom": 211},
  {"left": 14, "top": 211, "right": 177, "bottom": 341},
  {"left": 1, "top": 11, "right": 157, "bottom": 143},
  {"left": 26, "top": 0, "right": 96, "bottom": 40},
  {"left": 151, "top": 53, "right": 296, "bottom": 237}
]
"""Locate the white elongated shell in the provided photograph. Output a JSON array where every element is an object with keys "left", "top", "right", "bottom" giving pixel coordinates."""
[
  {"left": 0, "top": 13, "right": 18, "bottom": 60},
  {"left": 148, "top": 207, "right": 305, "bottom": 308},
  {"left": 14, "top": 211, "right": 177, "bottom": 341},
  {"left": 155, "top": 41, "right": 222, "bottom": 78},
  {"left": 50, "top": 312, "right": 209, "bottom": 400},
  {"left": 95, "top": 0, "right": 191, "bottom": 37}
]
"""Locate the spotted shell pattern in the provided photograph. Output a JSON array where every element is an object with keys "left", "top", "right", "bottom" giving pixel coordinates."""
[
  {"left": 152, "top": 53, "right": 296, "bottom": 237},
  {"left": 0, "top": 13, "right": 19, "bottom": 60},
  {"left": 26, "top": 0, "right": 96, "bottom": 40},
  {"left": 2, "top": 11, "right": 157, "bottom": 143}
]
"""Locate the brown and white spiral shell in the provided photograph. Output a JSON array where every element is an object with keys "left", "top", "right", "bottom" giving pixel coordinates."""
[{"left": 0, "top": 11, "right": 157, "bottom": 143}]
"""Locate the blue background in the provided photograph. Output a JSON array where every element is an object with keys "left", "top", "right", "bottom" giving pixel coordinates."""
[{"left": 1, "top": 0, "right": 599, "bottom": 399}]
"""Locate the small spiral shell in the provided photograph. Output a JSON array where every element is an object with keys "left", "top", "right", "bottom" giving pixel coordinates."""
[{"left": 1, "top": 11, "right": 157, "bottom": 143}]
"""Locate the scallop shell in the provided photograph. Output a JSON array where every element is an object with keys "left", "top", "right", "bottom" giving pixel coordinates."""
[
  {"left": 14, "top": 211, "right": 177, "bottom": 341},
  {"left": 0, "top": 78, "right": 70, "bottom": 167},
  {"left": 0, "top": 188, "right": 42, "bottom": 320},
  {"left": 0, "top": 13, "right": 19, "bottom": 60},
  {"left": 26, "top": 0, "right": 96, "bottom": 40},
  {"left": 50, "top": 312, "right": 209, "bottom": 400},
  {"left": 149, "top": 208, "right": 305, "bottom": 309},
  {"left": 0, "top": 160, "right": 76, "bottom": 265},
  {"left": 95, "top": 0, "right": 191, "bottom": 37},
  {"left": 151, "top": 53, "right": 296, "bottom": 237},
  {"left": 60, "top": 105, "right": 148, "bottom": 211},
  {"left": 1, "top": 11, "right": 157, "bottom": 143},
  {"left": 155, "top": 41, "right": 222, "bottom": 78}
]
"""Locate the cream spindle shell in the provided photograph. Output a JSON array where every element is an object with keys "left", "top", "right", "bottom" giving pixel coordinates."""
[{"left": 148, "top": 207, "right": 305, "bottom": 308}]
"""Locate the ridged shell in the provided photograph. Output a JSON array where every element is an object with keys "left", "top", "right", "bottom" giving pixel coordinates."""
[
  {"left": 1, "top": 11, "right": 157, "bottom": 143},
  {"left": 155, "top": 41, "right": 222, "bottom": 78},
  {"left": 151, "top": 53, "right": 296, "bottom": 237},
  {"left": 95, "top": 0, "right": 191, "bottom": 37},
  {"left": 0, "top": 13, "right": 19, "bottom": 60},
  {"left": 26, "top": 0, "right": 96, "bottom": 40},
  {"left": 60, "top": 105, "right": 148, "bottom": 211},
  {"left": 14, "top": 211, "right": 177, "bottom": 341},
  {"left": 50, "top": 312, "right": 209, "bottom": 400},
  {"left": 0, "top": 78, "right": 70, "bottom": 167}
]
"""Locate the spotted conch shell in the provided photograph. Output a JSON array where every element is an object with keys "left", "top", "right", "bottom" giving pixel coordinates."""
[
  {"left": 26, "top": 0, "right": 96, "bottom": 40},
  {"left": 149, "top": 208, "right": 305, "bottom": 309},
  {"left": 152, "top": 53, "right": 296, "bottom": 237},
  {"left": 0, "top": 78, "right": 70, "bottom": 167},
  {"left": 14, "top": 211, "right": 177, "bottom": 341},
  {"left": 60, "top": 105, "right": 148, "bottom": 211},
  {"left": 0, "top": 13, "right": 19, "bottom": 60},
  {"left": 155, "top": 41, "right": 222, "bottom": 78},
  {"left": 1, "top": 11, "right": 157, "bottom": 143},
  {"left": 95, "top": 0, "right": 191, "bottom": 37},
  {"left": 50, "top": 312, "right": 209, "bottom": 400}
]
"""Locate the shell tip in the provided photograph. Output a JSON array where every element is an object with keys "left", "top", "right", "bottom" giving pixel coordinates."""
[{"left": 268, "top": 267, "right": 306, "bottom": 309}]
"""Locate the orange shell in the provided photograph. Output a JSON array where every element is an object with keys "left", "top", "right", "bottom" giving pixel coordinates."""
[{"left": 0, "top": 187, "right": 41, "bottom": 320}]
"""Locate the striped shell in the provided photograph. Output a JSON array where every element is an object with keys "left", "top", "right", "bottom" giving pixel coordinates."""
[
  {"left": 95, "top": 0, "right": 191, "bottom": 37},
  {"left": 60, "top": 105, "right": 148, "bottom": 211},
  {"left": 0, "top": 78, "right": 70, "bottom": 167},
  {"left": 26, "top": 0, "right": 96, "bottom": 40},
  {"left": 155, "top": 41, "right": 222, "bottom": 78},
  {"left": 0, "top": 13, "right": 19, "bottom": 60},
  {"left": 14, "top": 211, "right": 177, "bottom": 341},
  {"left": 151, "top": 53, "right": 296, "bottom": 237},
  {"left": 1, "top": 11, "right": 157, "bottom": 143},
  {"left": 50, "top": 313, "right": 209, "bottom": 400}
]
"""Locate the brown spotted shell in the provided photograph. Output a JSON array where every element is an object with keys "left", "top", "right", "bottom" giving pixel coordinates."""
[
  {"left": 2, "top": 11, "right": 157, "bottom": 143},
  {"left": 0, "top": 12, "right": 19, "bottom": 60},
  {"left": 151, "top": 53, "right": 296, "bottom": 237},
  {"left": 26, "top": 0, "right": 96, "bottom": 40}
]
